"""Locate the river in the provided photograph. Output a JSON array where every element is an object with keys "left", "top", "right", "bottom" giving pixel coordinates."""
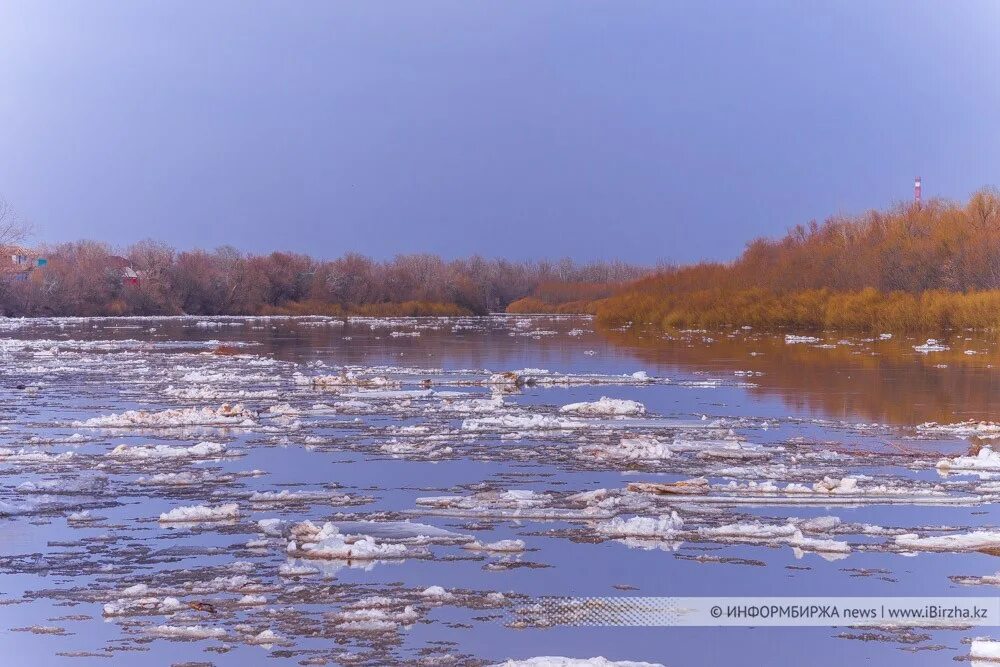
[{"left": 0, "top": 315, "right": 996, "bottom": 665}]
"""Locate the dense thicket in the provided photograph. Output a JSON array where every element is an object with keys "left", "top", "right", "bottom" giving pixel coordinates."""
[
  {"left": 598, "top": 190, "right": 1000, "bottom": 331},
  {"left": 0, "top": 241, "right": 646, "bottom": 317}
]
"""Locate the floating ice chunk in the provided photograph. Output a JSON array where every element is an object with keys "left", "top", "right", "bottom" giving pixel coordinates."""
[
  {"left": 249, "top": 489, "right": 353, "bottom": 505},
  {"left": 246, "top": 629, "right": 288, "bottom": 646},
  {"left": 420, "top": 586, "right": 454, "bottom": 599},
  {"left": 335, "top": 618, "right": 398, "bottom": 632},
  {"left": 299, "top": 372, "right": 400, "bottom": 389},
  {"left": 147, "top": 624, "right": 226, "bottom": 640},
  {"left": 109, "top": 442, "right": 226, "bottom": 460},
  {"left": 699, "top": 521, "right": 850, "bottom": 555},
  {"left": 918, "top": 421, "right": 1000, "bottom": 438},
  {"left": 597, "top": 512, "right": 684, "bottom": 538},
  {"left": 559, "top": 397, "right": 645, "bottom": 416},
  {"left": 796, "top": 516, "right": 842, "bottom": 532},
  {"left": 707, "top": 476, "right": 944, "bottom": 503},
  {"left": 258, "top": 518, "right": 286, "bottom": 536},
  {"left": 487, "top": 371, "right": 525, "bottom": 387},
  {"left": 237, "top": 594, "right": 267, "bottom": 606},
  {"left": 895, "top": 531, "right": 1000, "bottom": 553},
  {"left": 784, "top": 335, "right": 820, "bottom": 344},
  {"left": 417, "top": 490, "right": 550, "bottom": 512},
  {"left": 462, "top": 414, "right": 588, "bottom": 431},
  {"left": 463, "top": 539, "right": 526, "bottom": 553},
  {"left": 267, "top": 403, "right": 300, "bottom": 416},
  {"left": 103, "top": 596, "right": 184, "bottom": 617},
  {"left": 627, "top": 478, "right": 709, "bottom": 495},
  {"left": 810, "top": 476, "right": 860, "bottom": 494},
  {"left": 413, "top": 489, "right": 605, "bottom": 520},
  {"left": 971, "top": 639, "right": 1000, "bottom": 662},
  {"left": 583, "top": 436, "right": 672, "bottom": 461},
  {"left": 78, "top": 404, "right": 255, "bottom": 428},
  {"left": 195, "top": 320, "right": 242, "bottom": 328},
  {"left": 913, "top": 339, "right": 949, "bottom": 353},
  {"left": 158, "top": 503, "right": 239, "bottom": 523},
  {"left": 18, "top": 476, "right": 107, "bottom": 494},
  {"left": 288, "top": 521, "right": 407, "bottom": 560},
  {"left": 951, "top": 572, "right": 1000, "bottom": 587},
  {"left": 937, "top": 447, "right": 1000, "bottom": 472},
  {"left": 699, "top": 522, "right": 797, "bottom": 540},
  {"left": 279, "top": 561, "right": 320, "bottom": 577},
  {"left": 486, "top": 369, "right": 655, "bottom": 388},
  {"left": 693, "top": 442, "right": 770, "bottom": 461},
  {"left": 342, "top": 388, "right": 435, "bottom": 400},
  {"left": 440, "top": 394, "right": 505, "bottom": 413},
  {"left": 121, "top": 583, "right": 152, "bottom": 596},
  {"left": 0, "top": 496, "right": 92, "bottom": 516},
  {"left": 493, "top": 658, "right": 664, "bottom": 667},
  {"left": 164, "top": 385, "right": 279, "bottom": 400},
  {"left": 786, "top": 530, "right": 851, "bottom": 555},
  {"left": 332, "top": 602, "right": 420, "bottom": 632},
  {"left": 0, "top": 449, "right": 75, "bottom": 464},
  {"left": 137, "top": 471, "right": 224, "bottom": 486},
  {"left": 334, "top": 520, "right": 470, "bottom": 544}
]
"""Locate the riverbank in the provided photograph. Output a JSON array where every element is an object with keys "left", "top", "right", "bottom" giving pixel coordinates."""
[{"left": 594, "top": 287, "right": 1000, "bottom": 333}]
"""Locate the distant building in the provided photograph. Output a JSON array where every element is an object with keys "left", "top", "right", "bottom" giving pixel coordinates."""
[
  {"left": 3, "top": 246, "right": 47, "bottom": 281},
  {"left": 106, "top": 256, "right": 141, "bottom": 287}
]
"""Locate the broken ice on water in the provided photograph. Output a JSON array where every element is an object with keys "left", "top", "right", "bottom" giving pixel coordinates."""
[{"left": 0, "top": 315, "right": 997, "bottom": 665}]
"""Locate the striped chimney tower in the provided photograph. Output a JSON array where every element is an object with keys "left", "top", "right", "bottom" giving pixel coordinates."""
[{"left": 914, "top": 177, "right": 922, "bottom": 208}]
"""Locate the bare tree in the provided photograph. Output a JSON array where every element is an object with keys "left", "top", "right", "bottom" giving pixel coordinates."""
[{"left": 0, "top": 198, "right": 31, "bottom": 249}]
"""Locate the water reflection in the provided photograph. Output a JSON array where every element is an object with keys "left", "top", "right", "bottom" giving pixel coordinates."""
[
  {"left": 602, "top": 327, "right": 1000, "bottom": 426},
  {"left": 15, "top": 315, "right": 1000, "bottom": 427}
]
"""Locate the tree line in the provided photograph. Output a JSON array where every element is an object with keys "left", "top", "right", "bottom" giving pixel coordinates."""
[
  {"left": 0, "top": 238, "right": 647, "bottom": 317},
  {"left": 597, "top": 189, "right": 1000, "bottom": 332}
]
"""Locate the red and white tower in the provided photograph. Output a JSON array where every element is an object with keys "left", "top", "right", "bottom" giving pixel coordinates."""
[{"left": 914, "top": 177, "right": 922, "bottom": 208}]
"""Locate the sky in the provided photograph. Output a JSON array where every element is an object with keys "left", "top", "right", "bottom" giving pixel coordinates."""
[{"left": 1, "top": 1, "right": 998, "bottom": 264}]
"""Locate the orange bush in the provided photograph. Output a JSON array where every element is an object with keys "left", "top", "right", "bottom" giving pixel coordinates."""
[
  {"left": 598, "top": 190, "right": 1000, "bottom": 332},
  {"left": 596, "top": 288, "right": 1000, "bottom": 332}
]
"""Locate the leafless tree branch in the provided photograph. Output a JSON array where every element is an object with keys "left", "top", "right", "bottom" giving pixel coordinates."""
[{"left": 0, "top": 198, "right": 32, "bottom": 249}]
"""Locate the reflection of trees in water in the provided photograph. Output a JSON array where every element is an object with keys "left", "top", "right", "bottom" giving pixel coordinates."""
[{"left": 601, "top": 328, "right": 1000, "bottom": 426}]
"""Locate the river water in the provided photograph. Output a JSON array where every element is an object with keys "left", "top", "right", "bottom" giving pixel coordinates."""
[{"left": 0, "top": 314, "right": 997, "bottom": 665}]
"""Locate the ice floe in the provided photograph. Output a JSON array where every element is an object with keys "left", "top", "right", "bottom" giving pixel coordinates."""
[
  {"left": 146, "top": 624, "right": 227, "bottom": 640},
  {"left": 463, "top": 539, "right": 526, "bottom": 553},
  {"left": 581, "top": 436, "right": 672, "bottom": 461},
  {"left": 158, "top": 503, "right": 240, "bottom": 523},
  {"left": 913, "top": 338, "right": 950, "bottom": 353},
  {"left": 937, "top": 447, "right": 1000, "bottom": 473},
  {"left": 559, "top": 397, "right": 646, "bottom": 416},
  {"left": 286, "top": 521, "right": 409, "bottom": 560},
  {"left": 597, "top": 513, "right": 684, "bottom": 539},
  {"left": 493, "top": 657, "right": 663, "bottom": 667},
  {"left": 894, "top": 530, "right": 1000, "bottom": 553},
  {"left": 78, "top": 404, "right": 255, "bottom": 428},
  {"left": 109, "top": 441, "right": 228, "bottom": 460},
  {"left": 971, "top": 639, "right": 1000, "bottom": 663}
]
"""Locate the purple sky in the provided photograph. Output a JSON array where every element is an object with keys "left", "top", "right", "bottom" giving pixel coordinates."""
[{"left": 1, "top": 2, "right": 998, "bottom": 263}]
